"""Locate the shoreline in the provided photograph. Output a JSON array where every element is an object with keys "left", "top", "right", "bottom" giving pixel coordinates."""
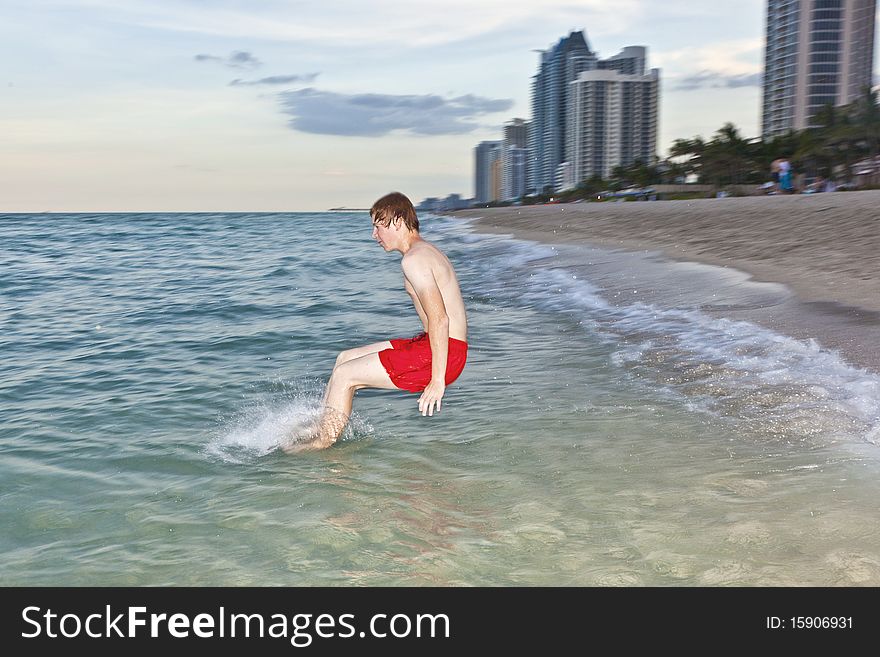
[{"left": 450, "top": 192, "right": 880, "bottom": 372}]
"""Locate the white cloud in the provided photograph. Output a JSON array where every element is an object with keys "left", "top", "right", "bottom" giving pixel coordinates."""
[
  {"left": 675, "top": 71, "right": 762, "bottom": 91},
  {"left": 655, "top": 39, "right": 764, "bottom": 77},
  {"left": 51, "top": 0, "right": 647, "bottom": 46}
]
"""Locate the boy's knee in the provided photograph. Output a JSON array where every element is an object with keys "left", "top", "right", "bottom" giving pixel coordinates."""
[
  {"left": 335, "top": 349, "right": 353, "bottom": 368},
  {"left": 329, "top": 362, "right": 354, "bottom": 387}
]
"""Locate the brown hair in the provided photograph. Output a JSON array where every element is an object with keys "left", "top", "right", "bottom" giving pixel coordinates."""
[{"left": 370, "top": 192, "right": 419, "bottom": 232}]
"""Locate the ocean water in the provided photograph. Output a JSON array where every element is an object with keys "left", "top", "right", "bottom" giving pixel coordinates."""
[{"left": 2, "top": 211, "right": 880, "bottom": 586}]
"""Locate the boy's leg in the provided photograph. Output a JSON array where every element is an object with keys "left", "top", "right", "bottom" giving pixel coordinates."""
[
  {"left": 323, "top": 340, "right": 393, "bottom": 406},
  {"left": 334, "top": 340, "right": 394, "bottom": 367},
  {"left": 292, "top": 352, "right": 397, "bottom": 451}
]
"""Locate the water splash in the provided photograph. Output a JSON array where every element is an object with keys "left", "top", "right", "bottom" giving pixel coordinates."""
[{"left": 205, "top": 378, "right": 374, "bottom": 462}]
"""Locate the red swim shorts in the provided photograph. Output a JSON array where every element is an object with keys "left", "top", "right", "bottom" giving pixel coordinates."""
[{"left": 378, "top": 332, "right": 468, "bottom": 393}]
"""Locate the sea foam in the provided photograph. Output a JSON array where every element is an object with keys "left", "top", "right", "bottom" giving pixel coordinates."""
[{"left": 443, "top": 216, "right": 880, "bottom": 448}]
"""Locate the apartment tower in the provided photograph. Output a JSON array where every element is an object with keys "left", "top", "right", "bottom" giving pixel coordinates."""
[{"left": 762, "top": 0, "right": 876, "bottom": 138}]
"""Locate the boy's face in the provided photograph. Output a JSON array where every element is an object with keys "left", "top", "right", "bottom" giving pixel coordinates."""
[{"left": 371, "top": 216, "right": 400, "bottom": 251}]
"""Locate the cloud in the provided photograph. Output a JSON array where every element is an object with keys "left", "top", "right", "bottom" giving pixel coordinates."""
[
  {"left": 674, "top": 70, "right": 762, "bottom": 91},
  {"left": 655, "top": 39, "right": 762, "bottom": 75},
  {"left": 229, "top": 73, "right": 320, "bottom": 87},
  {"left": 71, "top": 0, "right": 644, "bottom": 46},
  {"left": 173, "top": 164, "right": 219, "bottom": 173},
  {"left": 194, "top": 50, "right": 262, "bottom": 69},
  {"left": 278, "top": 88, "right": 513, "bottom": 136}
]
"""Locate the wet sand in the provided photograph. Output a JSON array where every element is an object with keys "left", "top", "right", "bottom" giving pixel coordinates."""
[{"left": 452, "top": 191, "right": 880, "bottom": 372}]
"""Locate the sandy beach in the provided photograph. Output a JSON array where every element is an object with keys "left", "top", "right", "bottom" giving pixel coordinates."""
[{"left": 454, "top": 191, "right": 880, "bottom": 372}]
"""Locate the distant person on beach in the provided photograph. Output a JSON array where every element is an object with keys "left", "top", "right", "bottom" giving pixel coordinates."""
[
  {"left": 770, "top": 158, "right": 783, "bottom": 192},
  {"left": 779, "top": 158, "right": 794, "bottom": 193},
  {"left": 286, "top": 192, "right": 469, "bottom": 452}
]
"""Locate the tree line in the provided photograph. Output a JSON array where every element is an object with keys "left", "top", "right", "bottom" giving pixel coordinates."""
[
  {"left": 666, "top": 87, "right": 879, "bottom": 188},
  {"left": 513, "top": 87, "right": 879, "bottom": 204}
]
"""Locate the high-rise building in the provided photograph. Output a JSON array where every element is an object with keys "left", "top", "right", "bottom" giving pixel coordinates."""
[
  {"left": 529, "top": 31, "right": 596, "bottom": 194},
  {"left": 568, "top": 64, "right": 660, "bottom": 182},
  {"left": 474, "top": 140, "right": 502, "bottom": 204},
  {"left": 555, "top": 161, "right": 575, "bottom": 193},
  {"left": 762, "top": 0, "right": 876, "bottom": 139},
  {"left": 503, "top": 117, "right": 529, "bottom": 147},
  {"left": 598, "top": 45, "right": 647, "bottom": 76},
  {"left": 502, "top": 118, "right": 529, "bottom": 200},
  {"left": 490, "top": 157, "right": 503, "bottom": 203},
  {"left": 530, "top": 33, "right": 659, "bottom": 193},
  {"left": 504, "top": 147, "right": 529, "bottom": 200}
]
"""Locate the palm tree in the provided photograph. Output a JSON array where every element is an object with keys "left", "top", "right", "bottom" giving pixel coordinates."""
[
  {"left": 798, "top": 102, "right": 866, "bottom": 183},
  {"left": 669, "top": 137, "right": 705, "bottom": 180},
  {"left": 701, "top": 123, "right": 754, "bottom": 186},
  {"left": 853, "top": 86, "right": 880, "bottom": 160}
]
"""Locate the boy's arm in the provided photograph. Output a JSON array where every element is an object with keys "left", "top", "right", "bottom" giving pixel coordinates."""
[{"left": 402, "top": 254, "right": 448, "bottom": 417}]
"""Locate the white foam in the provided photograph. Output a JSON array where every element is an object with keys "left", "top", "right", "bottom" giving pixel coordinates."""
[
  {"left": 205, "top": 381, "right": 374, "bottom": 462},
  {"left": 456, "top": 225, "right": 880, "bottom": 447},
  {"left": 535, "top": 266, "right": 880, "bottom": 445},
  {"left": 206, "top": 397, "right": 320, "bottom": 462}
]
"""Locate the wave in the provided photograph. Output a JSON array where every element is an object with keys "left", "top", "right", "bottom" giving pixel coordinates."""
[{"left": 447, "top": 220, "right": 880, "bottom": 448}]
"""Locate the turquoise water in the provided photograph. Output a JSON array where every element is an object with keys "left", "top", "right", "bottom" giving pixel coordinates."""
[{"left": 2, "top": 211, "right": 880, "bottom": 586}]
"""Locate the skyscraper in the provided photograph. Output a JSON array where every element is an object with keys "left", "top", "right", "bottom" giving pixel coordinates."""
[
  {"left": 568, "top": 63, "right": 660, "bottom": 182},
  {"left": 490, "top": 157, "right": 503, "bottom": 203},
  {"left": 502, "top": 118, "right": 529, "bottom": 201},
  {"left": 530, "top": 33, "right": 660, "bottom": 193},
  {"left": 598, "top": 45, "right": 647, "bottom": 76},
  {"left": 762, "top": 0, "right": 876, "bottom": 139},
  {"left": 529, "top": 31, "right": 596, "bottom": 194},
  {"left": 504, "top": 147, "right": 528, "bottom": 201},
  {"left": 474, "top": 140, "right": 502, "bottom": 204}
]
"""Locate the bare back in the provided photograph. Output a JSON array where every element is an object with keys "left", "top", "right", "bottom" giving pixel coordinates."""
[{"left": 402, "top": 240, "right": 468, "bottom": 341}]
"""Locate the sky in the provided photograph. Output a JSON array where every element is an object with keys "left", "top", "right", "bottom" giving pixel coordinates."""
[{"left": 2, "top": 0, "right": 879, "bottom": 212}]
